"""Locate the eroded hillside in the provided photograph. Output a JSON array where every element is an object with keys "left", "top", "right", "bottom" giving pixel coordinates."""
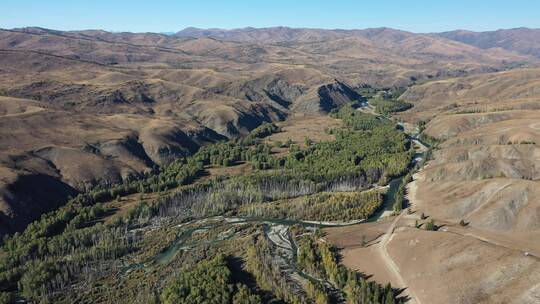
[
  {"left": 0, "top": 32, "right": 363, "bottom": 234},
  {"left": 366, "top": 68, "right": 540, "bottom": 303},
  {"left": 2, "top": 26, "right": 536, "bottom": 235}
]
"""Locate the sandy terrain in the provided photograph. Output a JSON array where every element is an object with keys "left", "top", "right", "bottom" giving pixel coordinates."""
[
  {"left": 326, "top": 207, "right": 540, "bottom": 303},
  {"left": 325, "top": 215, "right": 420, "bottom": 303},
  {"left": 389, "top": 227, "right": 540, "bottom": 304},
  {"left": 325, "top": 220, "right": 398, "bottom": 286}
]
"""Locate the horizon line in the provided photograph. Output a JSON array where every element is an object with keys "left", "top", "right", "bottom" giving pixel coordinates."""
[{"left": 2, "top": 25, "right": 539, "bottom": 35}]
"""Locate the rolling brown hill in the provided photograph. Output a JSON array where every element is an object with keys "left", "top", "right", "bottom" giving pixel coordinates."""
[
  {"left": 384, "top": 68, "right": 540, "bottom": 303},
  {"left": 438, "top": 27, "right": 540, "bottom": 58},
  {"left": 320, "top": 68, "right": 540, "bottom": 304},
  {"left": 399, "top": 69, "right": 540, "bottom": 233},
  {"left": 0, "top": 26, "right": 537, "bottom": 235},
  {"left": 0, "top": 28, "right": 357, "bottom": 235}
]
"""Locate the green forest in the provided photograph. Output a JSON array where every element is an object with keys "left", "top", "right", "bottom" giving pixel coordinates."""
[
  {"left": 296, "top": 235, "right": 404, "bottom": 304},
  {"left": 0, "top": 102, "right": 415, "bottom": 303},
  {"left": 357, "top": 87, "right": 412, "bottom": 115}
]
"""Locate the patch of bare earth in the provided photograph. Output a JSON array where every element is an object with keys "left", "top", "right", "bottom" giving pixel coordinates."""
[{"left": 265, "top": 114, "right": 341, "bottom": 148}]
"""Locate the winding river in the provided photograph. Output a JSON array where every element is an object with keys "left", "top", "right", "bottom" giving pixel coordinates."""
[{"left": 121, "top": 103, "right": 431, "bottom": 277}]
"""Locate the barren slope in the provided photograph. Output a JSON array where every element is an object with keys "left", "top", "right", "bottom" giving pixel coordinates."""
[
  {"left": 400, "top": 67, "right": 540, "bottom": 239},
  {"left": 0, "top": 30, "right": 365, "bottom": 235},
  {"left": 322, "top": 68, "right": 540, "bottom": 304}
]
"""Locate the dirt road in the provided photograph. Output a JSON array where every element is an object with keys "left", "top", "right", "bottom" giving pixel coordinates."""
[{"left": 379, "top": 211, "right": 421, "bottom": 304}]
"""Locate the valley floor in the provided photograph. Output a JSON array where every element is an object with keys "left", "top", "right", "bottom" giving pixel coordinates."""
[{"left": 5, "top": 76, "right": 540, "bottom": 303}]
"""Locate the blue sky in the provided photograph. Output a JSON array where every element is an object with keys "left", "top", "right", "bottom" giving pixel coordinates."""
[{"left": 2, "top": 0, "right": 539, "bottom": 33}]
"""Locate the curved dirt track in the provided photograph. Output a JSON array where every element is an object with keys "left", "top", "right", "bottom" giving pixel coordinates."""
[{"left": 379, "top": 211, "right": 421, "bottom": 304}]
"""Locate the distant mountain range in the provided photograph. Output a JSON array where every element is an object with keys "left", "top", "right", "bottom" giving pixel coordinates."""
[
  {"left": 175, "top": 26, "right": 540, "bottom": 58},
  {"left": 437, "top": 27, "right": 540, "bottom": 58}
]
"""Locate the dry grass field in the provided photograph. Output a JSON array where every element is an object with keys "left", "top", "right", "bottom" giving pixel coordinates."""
[{"left": 265, "top": 114, "right": 341, "bottom": 147}]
